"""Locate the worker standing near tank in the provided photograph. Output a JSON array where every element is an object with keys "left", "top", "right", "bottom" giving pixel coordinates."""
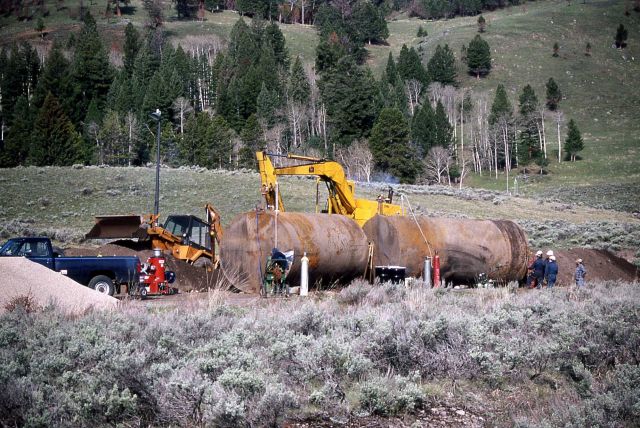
[
  {"left": 529, "top": 250, "right": 545, "bottom": 289},
  {"left": 545, "top": 255, "right": 558, "bottom": 288},
  {"left": 575, "top": 258, "right": 587, "bottom": 288}
]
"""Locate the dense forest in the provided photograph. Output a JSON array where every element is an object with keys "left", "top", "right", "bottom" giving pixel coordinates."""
[{"left": 0, "top": 0, "right": 584, "bottom": 185}]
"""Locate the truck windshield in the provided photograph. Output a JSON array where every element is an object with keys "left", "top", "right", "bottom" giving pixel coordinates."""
[
  {"left": 0, "top": 240, "right": 22, "bottom": 256},
  {"left": 0, "top": 240, "right": 49, "bottom": 257}
]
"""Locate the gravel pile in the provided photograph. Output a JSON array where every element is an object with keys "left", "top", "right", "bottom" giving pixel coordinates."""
[{"left": 0, "top": 258, "right": 118, "bottom": 314}]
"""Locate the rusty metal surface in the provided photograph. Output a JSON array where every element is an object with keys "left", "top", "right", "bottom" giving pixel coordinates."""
[
  {"left": 86, "top": 215, "right": 148, "bottom": 239},
  {"left": 220, "top": 211, "right": 369, "bottom": 293},
  {"left": 363, "top": 215, "right": 529, "bottom": 284}
]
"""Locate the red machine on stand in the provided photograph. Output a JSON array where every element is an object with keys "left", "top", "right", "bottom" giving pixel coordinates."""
[{"left": 139, "top": 249, "right": 177, "bottom": 297}]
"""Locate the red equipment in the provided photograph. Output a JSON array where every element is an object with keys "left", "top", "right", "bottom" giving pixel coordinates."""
[
  {"left": 139, "top": 249, "right": 177, "bottom": 297},
  {"left": 433, "top": 253, "right": 441, "bottom": 288}
]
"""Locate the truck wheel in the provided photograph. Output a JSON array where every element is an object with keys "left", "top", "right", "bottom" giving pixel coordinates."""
[{"left": 89, "top": 275, "right": 115, "bottom": 296}]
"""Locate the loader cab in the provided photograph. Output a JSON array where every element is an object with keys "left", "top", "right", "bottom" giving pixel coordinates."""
[{"left": 162, "top": 215, "right": 211, "bottom": 251}]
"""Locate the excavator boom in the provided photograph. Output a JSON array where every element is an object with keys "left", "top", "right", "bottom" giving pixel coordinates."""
[{"left": 255, "top": 151, "right": 403, "bottom": 226}]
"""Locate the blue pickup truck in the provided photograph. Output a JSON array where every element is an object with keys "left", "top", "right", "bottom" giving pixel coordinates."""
[{"left": 0, "top": 237, "right": 140, "bottom": 296}]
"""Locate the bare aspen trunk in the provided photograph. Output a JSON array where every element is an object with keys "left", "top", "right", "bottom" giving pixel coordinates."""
[{"left": 540, "top": 110, "right": 547, "bottom": 158}]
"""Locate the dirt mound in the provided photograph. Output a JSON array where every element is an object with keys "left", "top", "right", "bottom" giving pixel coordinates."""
[
  {"left": 555, "top": 248, "right": 638, "bottom": 285},
  {"left": 0, "top": 258, "right": 118, "bottom": 314},
  {"left": 66, "top": 241, "right": 215, "bottom": 292}
]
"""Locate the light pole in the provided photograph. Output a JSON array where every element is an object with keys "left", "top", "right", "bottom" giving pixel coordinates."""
[{"left": 149, "top": 109, "right": 161, "bottom": 223}]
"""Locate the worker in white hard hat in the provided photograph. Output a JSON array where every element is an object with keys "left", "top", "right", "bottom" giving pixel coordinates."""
[
  {"left": 545, "top": 255, "right": 558, "bottom": 288},
  {"left": 575, "top": 258, "right": 587, "bottom": 288},
  {"left": 527, "top": 250, "right": 545, "bottom": 289}
]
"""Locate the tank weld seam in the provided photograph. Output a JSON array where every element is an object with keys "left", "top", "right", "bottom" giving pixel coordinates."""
[{"left": 400, "top": 194, "right": 434, "bottom": 257}]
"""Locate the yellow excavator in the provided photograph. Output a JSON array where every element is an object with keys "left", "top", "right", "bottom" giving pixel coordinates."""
[
  {"left": 86, "top": 204, "right": 223, "bottom": 268},
  {"left": 256, "top": 151, "right": 404, "bottom": 227}
]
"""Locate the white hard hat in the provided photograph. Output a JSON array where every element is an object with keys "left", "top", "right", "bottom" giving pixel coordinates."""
[
  {"left": 536, "top": 250, "right": 543, "bottom": 256},
  {"left": 576, "top": 258, "right": 583, "bottom": 263},
  {"left": 546, "top": 250, "right": 554, "bottom": 256},
  {"left": 550, "top": 255, "right": 556, "bottom": 261}
]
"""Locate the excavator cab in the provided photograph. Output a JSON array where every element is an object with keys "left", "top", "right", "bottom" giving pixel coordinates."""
[{"left": 163, "top": 215, "right": 211, "bottom": 251}]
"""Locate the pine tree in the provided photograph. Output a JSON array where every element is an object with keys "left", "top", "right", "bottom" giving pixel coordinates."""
[
  {"left": 181, "top": 111, "right": 210, "bottom": 165},
  {"left": 0, "top": 96, "right": 33, "bottom": 167},
  {"left": 369, "top": 107, "right": 420, "bottom": 183},
  {"left": 467, "top": 35, "right": 491, "bottom": 78},
  {"left": 411, "top": 102, "right": 436, "bottom": 155},
  {"left": 564, "top": 119, "right": 584, "bottom": 161},
  {"left": 552, "top": 42, "right": 559, "bottom": 57},
  {"left": 417, "top": 26, "right": 427, "bottom": 37},
  {"left": 352, "top": 2, "right": 389, "bottom": 44},
  {"left": 397, "top": 44, "right": 429, "bottom": 86},
  {"left": 615, "top": 24, "right": 628, "bottom": 48},
  {"left": 434, "top": 101, "right": 453, "bottom": 148},
  {"left": 263, "top": 22, "right": 289, "bottom": 69},
  {"left": 519, "top": 84, "right": 539, "bottom": 116},
  {"left": 32, "top": 43, "right": 74, "bottom": 116},
  {"left": 385, "top": 52, "right": 399, "bottom": 85},
  {"left": 1, "top": 44, "right": 40, "bottom": 126},
  {"left": 123, "top": 23, "right": 140, "bottom": 76},
  {"left": 197, "top": 115, "right": 234, "bottom": 168},
  {"left": 227, "top": 18, "right": 259, "bottom": 74},
  {"left": 257, "top": 83, "right": 280, "bottom": 126},
  {"left": 238, "top": 114, "right": 264, "bottom": 168},
  {"left": 256, "top": 43, "right": 281, "bottom": 96},
  {"left": 319, "top": 56, "right": 380, "bottom": 146},
  {"left": 35, "top": 17, "right": 45, "bottom": 38},
  {"left": 517, "top": 84, "right": 540, "bottom": 164},
  {"left": 71, "top": 12, "right": 113, "bottom": 123},
  {"left": 460, "top": 44, "right": 467, "bottom": 64},
  {"left": 288, "top": 56, "right": 310, "bottom": 104},
  {"left": 427, "top": 44, "right": 457, "bottom": 86},
  {"left": 489, "top": 84, "right": 513, "bottom": 125},
  {"left": 29, "top": 93, "right": 83, "bottom": 166},
  {"left": 315, "top": 35, "right": 347, "bottom": 74},
  {"left": 545, "top": 78, "right": 562, "bottom": 111},
  {"left": 585, "top": 42, "right": 592, "bottom": 56},
  {"left": 477, "top": 15, "right": 486, "bottom": 33},
  {"left": 98, "top": 110, "right": 126, "bottom": 165}
]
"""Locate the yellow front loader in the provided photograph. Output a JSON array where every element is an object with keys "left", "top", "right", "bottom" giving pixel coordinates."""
[{"left": 86, "top": 204, "right": 223, "bottom": 268}]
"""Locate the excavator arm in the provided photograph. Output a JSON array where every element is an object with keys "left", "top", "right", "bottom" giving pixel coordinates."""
[
  {"left": 256, "top": 151, "right": 285, "bottom": 212},
  {"left": 255, "top": 151, "right": 404, "bottom": 226}
]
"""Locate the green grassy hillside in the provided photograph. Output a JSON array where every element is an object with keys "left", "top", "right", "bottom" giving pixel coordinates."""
[{"left": 1, "top": 0, "right": 638, "bottom": 207}]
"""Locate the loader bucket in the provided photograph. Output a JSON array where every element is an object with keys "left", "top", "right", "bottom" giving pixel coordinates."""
[{"left": 86, "top": 215, "right": 149, "bottom": 239}]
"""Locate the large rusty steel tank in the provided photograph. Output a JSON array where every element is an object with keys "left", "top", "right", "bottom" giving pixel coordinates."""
[
  {"left": 220, "top": 211, "right": 370, "bottom": 293},
  {"left": 363, "top": 215, "right": 529, "bottom": 284}
]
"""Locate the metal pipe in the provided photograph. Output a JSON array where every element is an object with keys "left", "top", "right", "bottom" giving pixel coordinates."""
[
  {"left": 363, "top": 215, "right": 529, "bottom": 284},
  {"left": 300, "top": 252, "right": 309, "bottom": 296},
  {"left": 423, "top": 257, "right": 432, "bottom": 288},
  {"left": 220, "top": 212, "right": 369, "bottom": 293}
]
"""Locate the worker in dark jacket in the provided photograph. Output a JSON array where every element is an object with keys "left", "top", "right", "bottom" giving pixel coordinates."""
[
  {"left": 545, "top": 255, "right": 558, "bottom": 288},
  {"left": 532, "top": 251, "right": 546, "bottom": 289},
  {"left": 527, "top": 250, "right": 543, "bottom": 288},
  {"left": 575, "top": 258, "right": 587, "bottom": 288}
]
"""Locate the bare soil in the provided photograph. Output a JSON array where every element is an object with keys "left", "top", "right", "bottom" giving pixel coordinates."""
[
  {"left": 65, "top": 240, "right": 217, "bottom": 292},
  {"left": 555, "top": 248, "right": 638, "bottom": 285}
]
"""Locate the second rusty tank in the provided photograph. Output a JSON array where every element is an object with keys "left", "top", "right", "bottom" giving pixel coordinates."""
[
  {"left": 220, "top": 211, "right": 370, "bottom": 293},
  {"left": 363, "top": 215, "right": 529, "bottom": 284}
]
